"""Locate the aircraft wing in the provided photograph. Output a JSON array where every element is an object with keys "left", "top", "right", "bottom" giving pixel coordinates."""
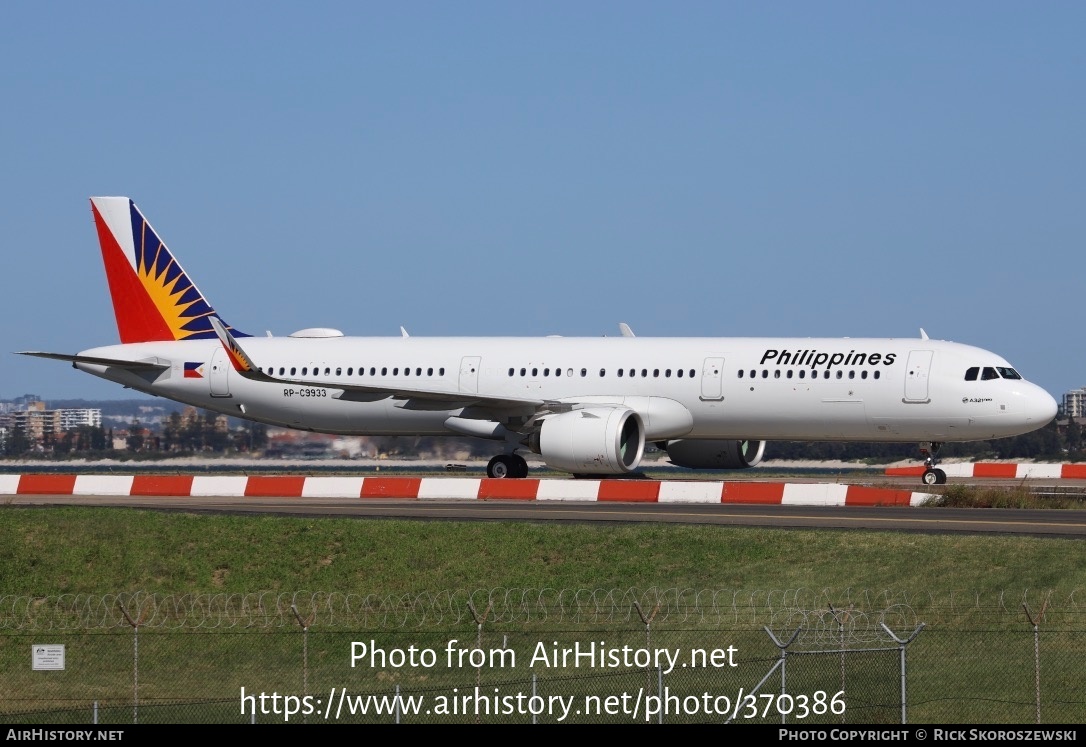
[
  {"left": 17, "top": 351, "right": 170, "bottom": 371},
  {"left": 208, "top": 317, "right": 544, "bottom": 410}
]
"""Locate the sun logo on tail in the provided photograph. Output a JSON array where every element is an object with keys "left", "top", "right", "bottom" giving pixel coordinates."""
[
  {"left": 132, "top": 209, "right": 219, "bottom": 341},
  {"left": 91, "top": 197, "right": 247, "bottom": 343}
]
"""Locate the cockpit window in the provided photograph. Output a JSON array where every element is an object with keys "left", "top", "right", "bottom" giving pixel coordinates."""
[
  {"left": 981, "top": 367, "right": 1000, "bottom": 380},
  {"left": 997, "top": 367, "right": 1022, "bottom": 380},
  {"left": 965, "top": 367, "right": 979, "bottom": 381}
]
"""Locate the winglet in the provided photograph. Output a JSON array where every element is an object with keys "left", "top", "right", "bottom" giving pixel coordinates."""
[{"left": 210, "top": 316, "right": 272, "bottom": 381}]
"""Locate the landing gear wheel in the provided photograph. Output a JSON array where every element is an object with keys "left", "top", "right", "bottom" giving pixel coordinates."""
[
  {"left": 487, "top": 455, "right": 514, "bottom": 479},
  {"left": 510, "top": 454, "right": 529, "bottom": 478},
  {"left": 919, "top": 442, "right": 946, "bottom": 486},
  {"left": 922, "top": 468, "right": 947, "bottom": 486}
]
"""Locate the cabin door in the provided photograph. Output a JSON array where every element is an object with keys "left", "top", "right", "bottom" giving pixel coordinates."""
[
  {"left": 459, "top": 356, "right": 481, "bottom": 394},
  {"left": 209, "top": 347, "right": 231, "bottom": 398},
  {"left": 700, "top": 357, "right": 725, "bottom": 401},
  {"left": 904, "top": 350, "right": 933, "bottom": 403}
]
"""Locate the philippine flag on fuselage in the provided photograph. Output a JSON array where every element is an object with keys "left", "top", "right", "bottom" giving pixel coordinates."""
[{"left": 184, "top": 362, "right": 205, "bottom": 379}]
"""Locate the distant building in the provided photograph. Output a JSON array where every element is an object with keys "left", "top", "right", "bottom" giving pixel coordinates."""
[
  {"left": 1064, "top": 387, "right": 1086, "bottom": 419},
  {"left": 3, "top": 401, "right": 102, "bottom": 442}
]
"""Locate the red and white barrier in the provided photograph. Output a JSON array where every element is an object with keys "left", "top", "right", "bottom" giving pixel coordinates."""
[
  {"left": 886, "top": 463, "right": 1086, "bottom": 479},
  {"left": 0, "top": 475, "right": 936, "bottom": 506}
]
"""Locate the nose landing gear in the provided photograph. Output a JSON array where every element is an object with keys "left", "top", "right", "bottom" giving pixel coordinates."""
[{"left": 919, "top": 442, "right": 947, "bottom": 485}]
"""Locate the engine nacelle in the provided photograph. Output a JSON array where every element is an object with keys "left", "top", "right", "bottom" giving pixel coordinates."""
[
  {"left": 665, "top": 439, "right": 766, "bottom": 469},
  {"left": 530, "top": 407, "right": 645, "bottom": 475}
]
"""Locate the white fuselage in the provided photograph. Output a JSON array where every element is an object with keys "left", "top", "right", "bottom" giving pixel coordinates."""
[{"left": 76, "top": 335, "right": 1057, "bottom": 444}]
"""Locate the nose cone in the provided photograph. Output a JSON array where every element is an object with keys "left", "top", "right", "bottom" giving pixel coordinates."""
[{"left": 1024, "top": 384, "right": 1058, "bottom": 426}]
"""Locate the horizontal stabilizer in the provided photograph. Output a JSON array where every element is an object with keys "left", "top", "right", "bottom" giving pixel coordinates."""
[{"left": 18, "top": 351, "right": 169, "bottom": 371}]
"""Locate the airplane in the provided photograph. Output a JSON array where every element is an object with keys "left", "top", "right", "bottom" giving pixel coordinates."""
[{"left": 20, "top": 197, "right": 1058, "bottom": 486}]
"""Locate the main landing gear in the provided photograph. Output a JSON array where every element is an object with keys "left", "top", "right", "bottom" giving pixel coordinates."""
[
  {"left": 487, "top": 453, "right": 529, "bottom": 479},
  {"left": 919, "top": 442, "right": 947, "bottom": 485}
]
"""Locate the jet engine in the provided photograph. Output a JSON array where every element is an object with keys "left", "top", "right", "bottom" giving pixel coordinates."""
[
  {"left": 664, "top": 439, "right": 766, "bottom": 469},
  {"left": 529, "top": 407, "right": 645, "bottom": 475}
]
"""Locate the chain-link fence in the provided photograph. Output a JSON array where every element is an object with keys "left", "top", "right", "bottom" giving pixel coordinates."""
[{"left": 1, "top": 589, "right": 1082, "bottom": 724}]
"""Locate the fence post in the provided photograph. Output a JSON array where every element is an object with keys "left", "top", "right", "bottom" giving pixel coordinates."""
[
  {"left": 763, "top": 625, "right": 803, "bottom": 724},
  {"left": 467, "top": 600, "right": 493, "bottom": 724},
  {"left": 291, "top": 603, "right": 315, "bottom": 723},
  {"left": 118, "top": 600, "right": 148, "bottom": 725},
  {"left": 828, "top": 604, "right": 854, "bottom": 723},
  {"left": 634, "top": 601, "right": 661, "bottom": 701},
  {"left": 1023, "top": 599, "right": 1049, "bottom": 725},
  {"left": 880, "top": 622, "right": 925, "bottom": 724}
]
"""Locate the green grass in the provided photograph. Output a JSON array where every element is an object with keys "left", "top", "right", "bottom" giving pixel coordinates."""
[
  {"left": 2, "top": 506, "right": 1084, "bottom": 724},
  {"left": 1, "top": 506, "right": 1083, "bottom": 595}
]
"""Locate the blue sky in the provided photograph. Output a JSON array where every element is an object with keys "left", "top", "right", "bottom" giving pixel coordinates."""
[{"left": 2, "top": 2, "right": 1083, "bottom": 401}]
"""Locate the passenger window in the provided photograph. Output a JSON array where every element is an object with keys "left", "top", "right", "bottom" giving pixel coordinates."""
[
  {"left": 823, "top": 371, "right": 830, "bottom": 379},
  {"left": 761, "top": 370, "right": 768, "bottom": 379},
  {"left": 738, "top": 370, "right": 745, "bottom": 379},
  {"left": 665, "top": 369, "right": 672, "bottom": 378},
  {"left": 381, "top": 367, "right": 387, "bottom": 376},
  {"left": 532, "top": 368, "right": 538, "bottom": 377},
  {"left": 508, "top": 368, "right": 514, "bottom": 376},
  {"left": 428, "top": 368, "right": 433, "bottom": 376},
  {"left": 581, "top": 368, "right": 587, "bottom": 377},
  {"left": 786, "top": 370, "right": 793, "bottom": 379},
  {"left": 836, "top": 371, "right": 843, "bottom": 379},
  {"left": 336, "top": 368, "right": 342, "bottom": 376},
  {"left": 861, "top": 370, "right": 867, "bottom": 379},
  {"left": 799, "top": 370, "right": 806, "bottom": 379},
  {"left": 617, "top": 369, "right": 624, "bottom": 377},
  {"left": 774, "top": 370, "right": 780, "bottom": 379},
  {"left": 874, "top": 371, "right": 880, "bottom": 380},
  {"left": 982, "top": 367, "right": 999, "bottom": 381},
  {"left": 690, "top": 369, "right": 695, "bottom": 378},
  {"left": 677, "top": 369, "right": 684, "bottom": 378},
  {"left": 600, "top": 369, "right": 606, "bottom": 377},
  {"left": 642, "top": 369, "right": 648, "bottom": 377},
  {"left": 291, "top": 367, "right": 297, "bottom": 376}
]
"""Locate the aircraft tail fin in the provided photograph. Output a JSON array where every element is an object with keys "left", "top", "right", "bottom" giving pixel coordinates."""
[{"left": 90, "top": 197, "right": 248, "bottom": 343}]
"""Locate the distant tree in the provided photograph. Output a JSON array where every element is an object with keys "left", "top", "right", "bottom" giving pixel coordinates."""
[
  {"left": 4, "top": 424, "right": 30, "bottom": 456},
  {"left": 1066, "top": 417, "right": 1082, "bottom": 457},
  {"left": 55, "top": 431, "right": 74, "bottom": 456},
  {"left": 126, "top": 419, "right": 145, "bottom": 452}
]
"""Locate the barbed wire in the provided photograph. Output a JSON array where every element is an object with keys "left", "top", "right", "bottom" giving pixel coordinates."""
[{"left": 0, "top": 588, "right": 1079, "bottom": 631}]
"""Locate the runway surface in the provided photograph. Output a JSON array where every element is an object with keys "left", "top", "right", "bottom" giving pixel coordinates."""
[{"left": 8, "top": 492, "right": 1086, "bottom": 538}]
